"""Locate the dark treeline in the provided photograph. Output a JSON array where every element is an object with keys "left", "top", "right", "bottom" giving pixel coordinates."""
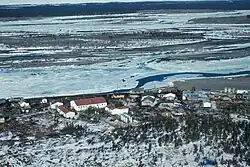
[
  {"left": 1, "top": 1, "right": 250, "bottom": 17},
  {"left": 107, "top": 114, "right": 250, "bottom": 166}
]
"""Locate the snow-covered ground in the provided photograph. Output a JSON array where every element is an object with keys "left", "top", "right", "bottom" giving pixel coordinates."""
[{"left": 1, "top": 115, "right": 247, "bottom": 167}]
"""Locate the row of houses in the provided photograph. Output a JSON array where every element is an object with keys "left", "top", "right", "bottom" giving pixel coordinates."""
[
  {"left": 50, "top": 96, "right": 132, "bottom": 123},
  {"left": 47, "top": 86, "right": 250, "bottom": 121},
  {"left": 49, "top": 97, "right": 106, "bottom": 119},
  {"left": 140, "top": 93, "right": 178, "bottom": 107}
]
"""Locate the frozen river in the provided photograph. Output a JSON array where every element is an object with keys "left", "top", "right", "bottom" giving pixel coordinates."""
[{"left": 1, "top": 10, "right": 250, "bottom": 98}]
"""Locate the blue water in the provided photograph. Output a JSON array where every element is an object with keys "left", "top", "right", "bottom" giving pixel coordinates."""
[
  {"left": 0, "top": 0, "right": 250, "bottom": 17},
  {"left": 135, "top": 70, "right": 250, "bottom": 88},
  {"left": 101, "top": 70, "right": 250, "bottom": 94},
  {"left": 95, "top": 70, "right": 250, "bottom": 95}
]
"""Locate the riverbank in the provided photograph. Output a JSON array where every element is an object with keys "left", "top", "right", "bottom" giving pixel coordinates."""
[{"left": 173, "top": 75, "right": 250, "bottom": 91}]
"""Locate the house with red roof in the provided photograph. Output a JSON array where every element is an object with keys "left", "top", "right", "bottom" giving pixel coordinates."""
[
  {"left": 57, "top": 105, "right": 76, "bottom": 119},
  {"left": 70, "top": 97, "right": 107, "bottom": 111}
]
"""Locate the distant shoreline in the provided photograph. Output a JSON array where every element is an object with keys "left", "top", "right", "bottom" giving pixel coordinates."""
[
  {"left": 174, "top": 75, "right": 250, "bottom": 91},
  {"left": 1, "top": 1, "right": 250, "bottom": 17}
]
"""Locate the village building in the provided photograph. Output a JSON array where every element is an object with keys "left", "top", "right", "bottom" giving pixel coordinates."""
[
  {"left": 19, "top": 101, "right": 31, "bottom": 113},
  {"left": 0, "top": 99, "right": 6, "bottom": 105},
  {"left": 182, "top": 91, "right": 199, "bottom": 101},
  {"left": 159, "top": 101, "right": 181, "bottom": 109},
  {"left": 236, "top": 90, "right": 249, "bottom": 94},
  {"left": 105, "top": 106, "right": 129, "bottom": 115},
  {"left": 158, "top": 86, "right": 178, "bottom": 94},
  {"left": 243, "top": 93, "right": 250, "bottom": 102},
  {"left": 224, "top": 87, "right": 236, "bottom": 94},
  {"left": 111, "top": 94, "right": 125, "bottom": 99},
  {"left": 0, "top": 114, "right": 5, "bottom": 124},
  {"left": 130, "top": 88, "right": 144, "bottom": 94},
  {"left": 158, "top": 103, "right": 171, "bottom": 109},
  {"left": 182, "top": 90, "right": 209, "bottom": 101},
  {"left": 222, "top": 96, "right": 232, "bottom": 102},
  {"left": 70, "top": 97, "right": 107, "bottom": 111},
  {"left": 120, "top": 113, "right": 133, "bottom": 123},
  {"left": 41, "top": 98, "right": 48, "bottom": 104},
  {"left": 19, "top": 101, "right": 30, "bottom": 108},
  {"left": 203, "top": 101, "right": 212, "bottom": 108},
  {"left": 160, "top": 93, "right": 176, "bottom": 101},
  {"left": 8, "top": 97, "right": 24, "bottom": 103},
  {"left": 57, "top": 105, "right": 76, "bottom": 119},
  {"left": 211, "top": 101, "right": 217, "bottom": 110},
  {"left": 129, "top": 94, "right": 141, "bottom": 102},
  {"left": 233, "top": 90, "right": 250, "bottom": 102},
  {"left": 141, "top": 95, "right": 156, "bottom": 107},
  {"left": 50, "top": 102, "right": 64, "bottom": 110}
]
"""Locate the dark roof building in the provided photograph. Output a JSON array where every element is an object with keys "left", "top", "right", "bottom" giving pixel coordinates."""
[{"left": 74, "top": 97, "right": 106, "bottom": 106}]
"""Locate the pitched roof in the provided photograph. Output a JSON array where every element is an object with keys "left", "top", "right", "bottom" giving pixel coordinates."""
[
  {"left": 58, "top": 105, "right": 72, "bottom": 113},
  {"left": 142, "top": 96, "right": 155, "bottom": 102},
  {"left": 74, "top": 97, "right": 106, "bottom": 106}
]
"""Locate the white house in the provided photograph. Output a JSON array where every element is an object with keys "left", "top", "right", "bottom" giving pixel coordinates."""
[
  {"left": 105, "top": 106, "right": 129, "bottom": 115},
  {"left": 57, "top": 105, "right": 76, "bottom": 119},
  {"left": 70, "top": 97, "right": 107, "bottom": 111},
  {"left": 120, "top": 113, "right": 133, "bottom": 123},
  {"left": 41, "top": 98, "right": 48, "bottom": 104},
  {"left": 236, "top": 90, "right": 249, "bottom": 94},
  {"left": 50, "top": 102, "right": 64, "bottom": 110},
  {"left": 161, "top": 93, "right": 176, "bottom": 101},
  {"left": 172, "top": 112, "right": 185, "bottom": 117},
  {"left": 141, "top": 96, "right": 155, "bottom": 107},
  {"left": 19, "top": 101, "right": 30, "bottom": 108},
  {"left": 203, "top": 102, "right": 212, "bottom": 108}
]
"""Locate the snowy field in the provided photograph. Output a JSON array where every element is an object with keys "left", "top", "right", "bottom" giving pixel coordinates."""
[
  {"left": 1, "top": 111, "right": 248, "bottom": 167},
  {"left": 1, "top": 10, "right": 250, "bottom": 98}
]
